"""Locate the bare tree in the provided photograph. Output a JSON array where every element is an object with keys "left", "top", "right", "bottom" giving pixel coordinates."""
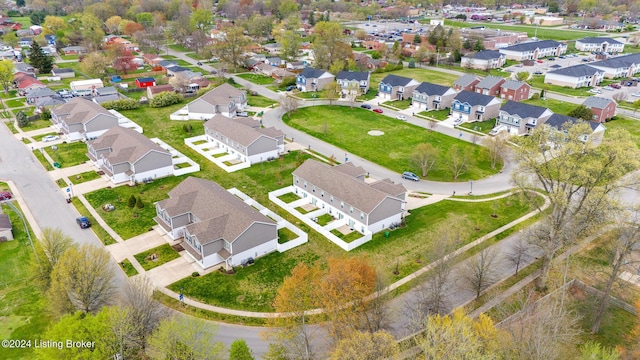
[
  {"left": 471, "top": 133, "right": 479, "bottom": 144},
  {"left": 411, "top": 143, "right": 437, "bottom": 177},
  {"left": 462, "top": 248, "right": 501, "bottom": 299},
  {"left": 483, "top": 133, "right": 509, "bottom": 170},
  {"left": 506, "top": 236, "right": 532, "bottom": 276},
  {"left": 427, "top": 119, "right": 437, "bottom": 131},
  {"left": 612, "top": 92, "right": 627, "bottom": 103},
  {"left": 345, "top": 82, "right": 361, "bottom": 108},
  {"left": 280, "top": 94, "right": 300, "bottom": 118},
  {"left": 168, "top": 72, "right": 189, "bottom": 93},
  {"left": 323, "top": 82, "right": 341, "bottom": 106},
  {"left": 124, "top": 276, "right": 169, "bottom": 350},
  {"left": 40, "top": 227, "right": 73, "bottom": 268},
  {"left": 448, "top": 145, "right": 468, "bottom": 180}
]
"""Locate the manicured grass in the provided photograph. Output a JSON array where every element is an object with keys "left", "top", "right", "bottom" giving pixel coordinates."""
[
  {"left": 370, "top": 68, "right": 458, "bottom": 89},
  {"left": 32, "top": 132, "right": 58, "bottom": 142},
  {"left": 0, "top": 90, "right": 18, "bottom": 99},
  {"left": 6, "top": 99, "right": 26, "bottom": 108},
  {"left": 603, "top": 117, "right": 640, "bottom": 147},
  {"left": 295, "top": 206, "right": 311, "bottom": 214},
  {"left": 316, "top": 213, "right": 333, "bottom": 226},
  {"left": 186, "top": 52, "right": 206, "bottom": 60},
  {"left": 277, "top": 227, "right": 297, "bottom": 244},
  {"left": 68, "top": 170, "right": 102, "bottom": 185},
  {"left": 247, "top": 93, "right": 278, "bottom": 108},
  {"left": 383, "top": 98, "right": 412, "bottom": 109},
  {"left": 20, "top": 118, "right": 52, "bottom": 132},
  {"left": 59, "top": 54, "right": 80, "bottom": 60},
  {"left": 33, "top": 149, "right": 53, "bottom": 171},
  {"left": 119, "top": 259, "right": 139, "bottom": 277},
  {"left": 169, "top": 251, "right": 319, "bottom": 312},
  {"left": 212, "top": 152, "right": 227, "bottom": 158},
  {"left": 43, "top": 141, "right": 88, "bottom": 168},
  {"left": 169, "top": 44, "right": 190, "bottom": 52},
  {"left": 354, "top": 193, "right": 542, "bottom": 278},
  {"left": 452, "top": 190, "right": 512, "bottom": 200},
  {"left": 330, "top": 229, "right": 363, "bottom": 243},
  {"left": 523, "top": 97, "right": 582, "bottom": 115},
  {"left": 529, "top": 75, "right": 592, "bottom": 97},
  {"left": 284, "top": 105, "right": 499, "bottom": 181},
  {"left": 419, "top": 108, "right": 451, "bottom": 121},
  {"left": 574, "top": 295, "right": 637, "bottom": 349},
  {"left": 237, "top": 73, "right": 275, "bottom": 85},
  {"left": 277, "top": 192, "right": 300, "bottom": 203},
  {"left": 71, "top": 199, "right": 117, "bottom": 245},
  {"left": 445, "top": 20, "right": 602, "bottom": 40},
  {"left": 134, "top": 244, "right": 181, "bottom": 271},
  {"left": 458, "top": 119, "right": 496, "bottom": 134},
  {"left": 357, "top": 89, "right": 378, "bottom": 101},
  {"left": 0, "top": 203, "right": 51, "bottom": 360}
]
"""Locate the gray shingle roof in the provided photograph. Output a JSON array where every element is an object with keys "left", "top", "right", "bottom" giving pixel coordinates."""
[
  {"left": 547, "top": 64, "right": 601, "bottom": 77},
  {"left": 578, "top": 37, "right": 623, "bottom": 45},
  {"left": 501, "top": 79, "right": 528, "bottom": 91},
  {"left": 380, "top": 74, "right": 414, "bottom": 87},
  {"left": 583, "top": 96, "right": 614, "bottom": 109},
  {"left": 500, "top": 100, "right": 549, "bottom": 118},
  {"left": 197, "top": 83, "right": 245, "bottom": 107},
  {"left": 414, "top": 82, "right": 452, "bottom": 96},
  {"left": 336, "top": 71, "right": 369, "bottom": 81},
  {"left": 453, "top": 90, "right": 496, "bottom": 106},
  {"left": 204, "top": 114, "right": 283, "bottom": 147},
  {"left": 475, "top": 75, "right": 505, "bottom": 89},
  {"left": 334, "top": 162, "right": 366, "bottom": 178},
  {"left": 50, "top": 97, "right": 116, "bottom": 126},
  {"left": 470, "top": 50, "right": 503, "bottom": 60},
  {"left": 26, "top": 87, "right": 55, "bottom": 98},
  {"left": 502, "top": 40, "right": 563, "bottom": 52},
  {"left": 299, "top": 67, "right": 329, "bottom": 79},
  {"left": 157, "top": 177, "right": 273, "bottom": 245},
  {"left": 52, "top": 68, "right": 73, "bottom": 73},
  {"left": 89, "top": 126, "right": 168, "bottom": 165},
  {"left": 454, "top": 73, "right": 480, "bottom": 87},
  {"left": 546, "top": 113, "right": 600, "bottom": 131},
  {"left": 292, "top": 159, "right": 405, "bottom": 214}
]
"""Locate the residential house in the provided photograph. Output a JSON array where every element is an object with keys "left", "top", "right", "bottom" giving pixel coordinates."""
[
  {"left": 50, "top": 98, "right": 119, "bottom": 141},
  {"left": 135, "top": 77, "right": 156, "bottom": 88},
  {"left": 336, "top": 71, "right": 371, "bottom": 96},
  {"left": 353, "top": 53, "right": 387, "bottom": 71},
  {"left": 51, "top": 68, "right": 74, "bottom": 78},
  {"left": 253, "top": 63, "right": 276, "bottom": 77},
  {"left": 292, "top": 159, "right": 406, "bottom": 235},
  {"left": 271, "top": 68, "right": 295, "bottom": 83},
  {"left": 61, "top": 46, "right": 87, "bottom": 55},
  {"left": 587, "top": 53, "right": 640, "bottom": 79},
  {"left": 411, "top": 82, "right": 457, "bottom": 111},
  {"left": 143, "top": 53, "right": 163, "bottom": 66},
  {"left": 87, "top": 126, "right": 173, "bottom": 184},
  {"left": 286, "top": 61, "right": 305, "bottom": 72},
  {"left": 499, "top": 40, "right": 567, "bottom": 60},
  {"left": 451, "top": 90, "right": 502, "bottom": 122},
  {"left": 296, "top": 68, "right": 335, "bottom": 92},
  {"left": 582, "top": 96, "right": 617, "bottom": 122},
  {"left": 378, "top": 74, "right": 420, "bottom": 101},
  {"left": 154, "top": 177, "right": 278, "bottom": 269},
  {"left": 147, "top": 84, "right": 175, "bottom": 99},
  {"left": 544, "top": 64, "right": 604, "bottom": 88},
  {"left": 545, "top": 114, "right": 606, "bottom": 145},
  {"left": 0, "top": 210, "right": 12, "bottom": 241},
  {"left": 453, "top": 73, "right": 480, "bottom": 92},
  {"left": 263, "top": 43, "right": 282, "bottom": 54},
  {"left": 92, "top": 87, "right": 127, "bottom": 105},
  {"left": 204, "top": 114, "right": 284, "bottom": 164},
  {"left": 474, "top": 75, "right": 506, "bottom": 96},
  {"left": 35, "top": 97, "right": 66, "bottom": 110},
  {"left": 0, "top": 50, "right": 15, "bottom": 60},
  {"left": 499, "top": 80, "right": 531, "bottom": 101},
  {"left": 18, "top": 37, "right": 31, "bottom": 47},
  {"left": 496, "top": 101, "right": 553, "bottom": 135},
  {"left": 25, "top": 87, "right": 56, "bottom": 104},
  {"left": 575, "top": 37, "right": 624, "bottom": 54},
  {"left": 460, "top": 50, "right": 507, "bottom": 70},
  {"left": 181, "top": 83, "right": 247, "bottom": 119},
  {"left": 265, "top": 56, "right": 284, "bottom": 67},
  {"left": 14, "top": 62, "right": 34, "bottom": 75},
  {"left": 14, "top": 73, "right": 45, "bottom": 95}
]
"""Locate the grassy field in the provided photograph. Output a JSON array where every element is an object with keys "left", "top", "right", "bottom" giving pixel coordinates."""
[
  {"left": 43, "top": 141, "right": 88, "bottom": 168},
  {"left": 419, "top": 108, "right": 450, "bottom": 120},
  {"left": 6, "top": 99, "right": 26, "bottom": 108},
  {"left": 20, "top": 118, "right": 52, "bottom": 132},
  {"left": 277, "top": 227, "right": 297, "bottom": 243},
  {"left": 522, "top": 97, "right": 581, "bottom": 116},
  {"left": 0, "top": 203, "right": 51, "bottom": 360},
  {"left": 67, "top": 170, "right": 102, "bottom": 185},
  {"left": 247, "top": 93, "right": 278, "bottom": 108},
  {"left": 237, "top": 73, "right": 275, "bottom": 86},
  {"left": 603, "top": 117, "right": 640, "bottom": 147},
  {"left": 370, "top": 68, "right": 459, "bottom": 89},
  {"left": 383, "top": 98, "right": 412, "bottom": 109},
  {"left": 458, "top": 119, "right": 496, "bottom": 134},
  {"left": 529, "top": 75, "right": 593, "bottom": 97},
  {"left": 444, "top": 20, "right": 602, "bottom": 40},
  {"left": 134, "top": 244, "right": 181, "bottom": 271},
  {"left": 119, "top": 259, "right": 139, "bottom": 277},
  {"left": 71, "top": 199, "right": 116, "bottom": 245},
  {"left": 284, "top": 105, "right": 499, "bottom": 181}
]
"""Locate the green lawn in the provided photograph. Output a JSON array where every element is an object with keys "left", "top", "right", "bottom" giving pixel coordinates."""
[
  {"left": 20, "top": 118, "right": 53, "bottom": 132},
  {"left": 168, "top": 44, "right": 190, "bottom": 53},
  {"left": 529, "top": 75, "right": 593, "bottom": 97},
  {"left": 383, "top": 98, "right": 412, "bottom": 110},
  {"left": 523, "top": 97, "right": 581, "bottom": 116},
  {"left": 247, "top": 93, "right": 278, "bottom": 108},
  {"left": 284, "top": 106, "right": 499, "bottom": 181},
  {"left": 357, "top": 89, "right": 379, "bottom": 101},
  {"left": 119, "top": 259, "right": 139, "bottom": 277},
  {"left": 277, "top": 227, "right": 297, "bottom": 244},
  {"left": 6, "top": 99, "right": 26, "bottom": 108},
  {"left": 370, "top": 68, "right": 458, "bottom": 89},
  {"left": 237, "top": 73, "right": 275, "bottom": 86},
  {"left": 0, "top": 203, "right": 51, "bottom": 360},
  {"left": 134, "top": 244, "right": 181, "bottom": 271},
  {"left": 330, "top": 229, "right": 363, "bottom": 243},
  {"left": 43, "top": 141, "right": 88, "bottom": 168},
  {"left": 445, "top": 20, "right": 602, "bottom": 40},
  {"left": 33, "top": 150, "right": 53, "bottom": 171},
  {"left": 67, "top": 171, "right": 102, "bottom": 185},
  {"left": 419, "top": 108, "right": 450, "bottom": 121},
  {"left": 458, "top": 119, "right": 496, "bottom": 134},
  {"left": 277, "top": 192, "right": 300, "bottom": 203},
  {"left": 71, "top": 198, "right": 116, "bottom": 245},
  {"left": 602, "top": 117, "right": 640, "bottom": 147},
  {"left": 0, "top": 90, "right": 18, "bottom": 99},
  {"left": 316, "top": 213, "right": 333, "bottom": 226}
]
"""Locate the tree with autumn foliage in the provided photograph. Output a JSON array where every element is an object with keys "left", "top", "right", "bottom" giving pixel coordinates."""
[{"left": 330, "top": 331, "right": 399, "bottom": 360}]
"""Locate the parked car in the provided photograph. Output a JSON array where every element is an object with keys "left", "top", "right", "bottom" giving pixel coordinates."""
[
  {"left": 536, "top": 59, "right": 543, "bottom": 63},
  {"left": 402, "top": 171, "right": 420, "bottom": 181},
  {"left": 373, "top": 108, "right": 383, "bottom": 113},
  {"left": 588, "top": 88, "right": 602, "bottom": 94},
  {"left": 396, "top": 115, "right": 407, "bottom": 121},
  {"left": 632, "top": 93, "right": 640, "bottom": 97},
  {"left": 236, "top": 111, "right": 249, "bottom": 117},
  {"left": 489, "top": 125, "right": 506, "bottom": 136},
  {"left": 76, "top": 216, "right": 91, "bottom": 229},
  {"left": 533, "top": 71, "right": 543, "bottom": 75},
  {"left": 196, "top": 62, "right": 203, "bottom": 66},
  {"left": 611, "top": 84, "right": 621, "bottom": 89},
  {"left": 285, "top": 85, "right": 295, "bottom": 91},
  {"left": 453, "top": 118, "right": 464, "bottom": 126},
  {"left": 548, "top": 57, "right": 556, "bottom": 61},
  {"left": 42, "top": 135, "right": 59, "bottom": 142},
  {"left": 360, "top": 104, "right": 372, "bottom": 109},
  {"left": 0, "top": 191, "right": 11, "bottom": 200},
  {"left": 603, "top": 86, "right": 614, "bottom": 91},
  {"left": 558, "top": 55, "right": 566, "bottom": 59}
]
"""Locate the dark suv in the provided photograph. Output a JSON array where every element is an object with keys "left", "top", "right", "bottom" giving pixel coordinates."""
[{"left": 76, "top": 216, "right": 91, "bottom": 229}]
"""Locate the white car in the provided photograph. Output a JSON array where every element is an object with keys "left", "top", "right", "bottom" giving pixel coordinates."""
[
  {"left": 396, "top": 115, "right": 407, "bottom": 121},
  {"left": 632, "top": 93, "right": 640, "bottom": 97},
  {"left": 588, "top": 88, "right": 601, "bottom": 94},
  {"left": 453, "top": 118, "right": 464, "bottom": 126},
  {"left": 42, "top": 135, "right": 59, "bottom": 142}
]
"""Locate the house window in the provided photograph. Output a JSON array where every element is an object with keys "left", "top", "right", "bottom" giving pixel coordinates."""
[
  {"left": 295, "top": 177, "right": 298, "bottom": 183},
  {"left": 350, "top": 207, "right": 353, "bottom": 213},
  {"left": 330, "top": 196, "right": 333, "bottom": 202},
  {"left": 312, "top": 187, "right": 315, "bottom": 192},
  {"left": 303, "top": 181, "right": 307, "bottom": 188},
  {"left": 224, "top": 241, "right": 231, "bottom": 251},
  {"left": 321, "top": 191, "right": 324, "bottom": 197},
  {"left": 360, "top": 212, "right": 364, "bottom": 220},
  {"left": 340, "top": 201, "right": 344, "bottom": 208}
]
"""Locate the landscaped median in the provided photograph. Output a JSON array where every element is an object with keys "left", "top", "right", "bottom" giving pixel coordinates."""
[{"left": 284, "top": 105, "right": 500, "bottom": 181}]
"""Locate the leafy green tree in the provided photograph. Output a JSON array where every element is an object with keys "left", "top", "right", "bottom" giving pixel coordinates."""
[
  {"left": 135, "top": 196, "right": 144, "bottom": 209},
  {"left": 147, "top": 316, "right": 225, "bottom": 360},
  {"left": 229, "top": 339, "right": 254, "bottom": 360},
  {"left": 29, "top": 41, "right": 53, "bottom": 74},
  {"left": 16, "top": 0, "right": 25, "bottom": 7},
  {"left": 149, "top": 92, "right": 182, "bottom": 108},
  {"left": 16, "top": 110, "right": 28, "bottom": 127},
  {"left": 212, "top": 26, "right": 249, "bottom": 72},
  {"left": 136, "top": 12, "right": 153, "bottom": 27},
  {"left": 568, "top": 104, "right": 593, "bottom": 120},
  {"left": 331, "top": 331, "right": 399, "bottom": 360},
  {"left": 515, "top": 71, "right": 529, "bottom": 82},
  {"left": 128, "top": 194, "right": 137, "bottom": 208},
  {"left": 190, "top": 9, "right": 212, "bottom": 30},
  {"left": 308, "top": 11, "right": 315, "bottom": 26},
  {"left": 0, "top": 59, "right": 14, "bottom": 94},
  {"left": 312, "top": 21, "right": 351, "bottom": 69},
  {"left": 30, "top": 11, "right": 46, "bottom": 25},
  {"left": 277, "top": 0, "right": 299, "bottom": 20}
]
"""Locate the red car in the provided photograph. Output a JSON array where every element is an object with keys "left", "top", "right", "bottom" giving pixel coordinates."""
[
  {"left": 0, "top": 191, "right": 12, "bottom": 200},
  {"left": 536, "top": 59, "right": 543, "bottom": 63},
  {"left": 373, "top": 108, "right": 383, "bottom": 113}
]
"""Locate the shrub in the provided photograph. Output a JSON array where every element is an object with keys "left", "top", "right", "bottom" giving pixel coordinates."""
[
  {"left": 408, "top": 58, "right": 416, "bottom": 68},
  {"left": 102, "top": 98, "right": 140, "bottom": 111},
  {"left": 40, "top": 108, "right": 51, "bottom": 120},
  {"left": 278, "top": 76, "right": 296, "bottom": 89},
  {"left": 149, "top": 91, "right": 182, "bottom": 108},
  {"left": 530, "top": 92, "right": 540, "bottom": 100},
  {"left": 135, "top": 195, "right": 144, "bottom": 209},
  {"left": 127, "top": 194, "right": 136, "bottom": 208}
]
